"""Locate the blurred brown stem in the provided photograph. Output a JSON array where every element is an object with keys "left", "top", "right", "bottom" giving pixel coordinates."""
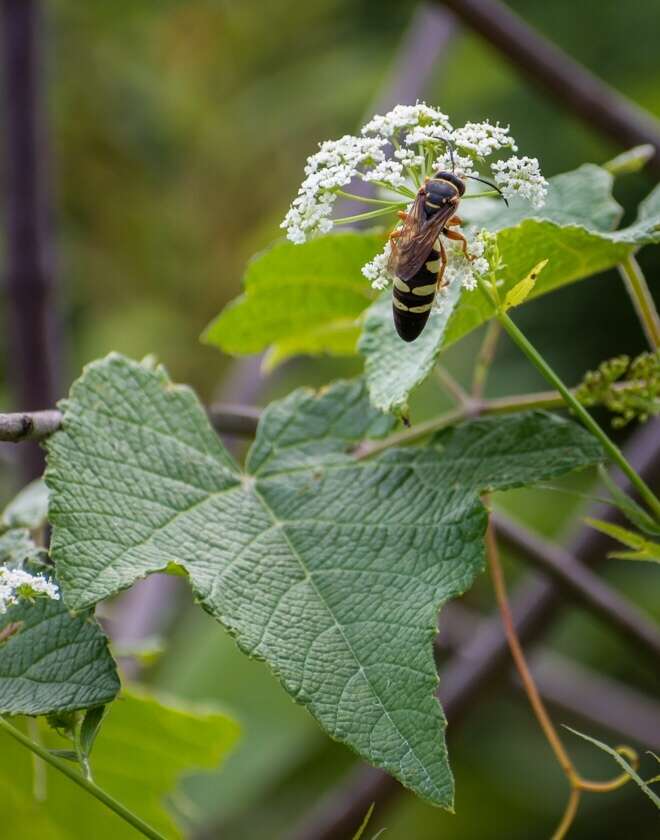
[
  {"left": 1, "top": 0, "right": 61, "bottom": 482},
  {"left": 472, "top": 320, "right": 501, "bottom": 398}
]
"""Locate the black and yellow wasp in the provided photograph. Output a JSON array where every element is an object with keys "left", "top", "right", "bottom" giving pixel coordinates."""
[{"left": 388, "top": 160, "right": 506, "bottom": 342}]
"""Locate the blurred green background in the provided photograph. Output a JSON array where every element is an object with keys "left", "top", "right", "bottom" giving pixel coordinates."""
[{"left": 1, "top": 1, "right": 659, "bottom": 837}]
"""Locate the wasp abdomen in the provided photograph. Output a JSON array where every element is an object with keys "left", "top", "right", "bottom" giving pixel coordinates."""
[{"left": 392, "top": 247, "right": 439, "bottom": 342}]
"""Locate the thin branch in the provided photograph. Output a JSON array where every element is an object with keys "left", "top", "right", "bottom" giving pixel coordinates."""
[
  {"left": 472, "top": 320, "right": 501, "bottom": 398},
  {"left": 0, "top": 410, "right": 63, "bottom": 442},
  {"left": 485, "top": 520, "right": 583, "bottom": 839},
  {"left": 434, "top": 366, "right": 470, "bottom": 406},
  {"left": 618, "top": 255, "right": 660, "bottom": 350},
  {"left": 435, "top": 0, "right": 660, "bottom": 170},
  {"left": 0, "top": 403, "right": 261, "bottom": 443}
]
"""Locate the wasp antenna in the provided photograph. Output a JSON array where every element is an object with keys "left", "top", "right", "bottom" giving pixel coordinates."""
[
  {"left": 445, "top": 138, "right": 456, "bottom": 173},
  {"left": 464, "top": 174, "right": 509, "bottom": 206}
]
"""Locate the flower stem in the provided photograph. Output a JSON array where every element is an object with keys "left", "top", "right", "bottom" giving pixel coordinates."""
[
  {"left": 0, "top": 716, "right": 167, "bottom": 840},
  {"left": 335, "top": 190, "right": 408, "bottom": 207},
  {"left": 333, "top": 206, "right": 400, "bottom": 225},
  {"left": 496, "top": 307, "right": 660, "bottom": 522},
  {"left": 617, "top": 254, "right": 660, "bottom": 350}
]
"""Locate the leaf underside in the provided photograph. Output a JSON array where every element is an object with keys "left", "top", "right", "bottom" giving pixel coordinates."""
[{"left": 45, "top": 355, "right": 602, "bottom": 806}]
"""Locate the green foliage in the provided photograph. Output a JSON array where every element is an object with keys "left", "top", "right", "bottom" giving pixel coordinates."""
[
  {"left": 565, "top": 727, "right": 660, "bottom": 810},
  {"left": 575, "top": 350, "right": 660, "bottom": 427},
  {"left": 45, "top": 354, "right": 602, "bottom": 805},
  {"left": 202, "top": 233, "right": 381, "bottom": 368},
  {"left": 584, "top": 517, "right": 660, "bottom": 563},
  {"left": 0, "top": 595, "right": 119, "bottom": 717},
  {"left": 0, "top": 690, "right": 240, "bottom": 839},
  {"left": 503, "top": 259, "right": 548, "bottom": 311}
]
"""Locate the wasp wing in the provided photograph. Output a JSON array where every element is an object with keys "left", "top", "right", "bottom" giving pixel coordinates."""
[{"left": 388, "top": 193, "right": 455, "bottom": 282}]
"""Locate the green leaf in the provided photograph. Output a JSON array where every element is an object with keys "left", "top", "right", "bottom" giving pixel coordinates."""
[
  {"left": 503, "top": 259, "right": 548, "bottom": 311},
  {"left": 79, "top": 704, "right": 107, "bottom": 761},
  {"left": 202, "top": 232, "right": 381, "bottom": 366},
  {"left": 583, "top": 517, "right": 660, "bottom": 562},
  {"left": 0, "top": 596, "right": 120, "bottom": 717},
  {"left": 464, "top": 163, "right": 623, "bottom": 233},
  {"left": 0, "top": 690, "right": 240, "bottom": 839},
  {"left": 431, "top": 412, "right": 603, "bottom": 492},
  {"left": 45, "top": 355, "right": 603, "bottom": 806},
  {"left": 0, "top": 479, "right": 49, "bottom": 532},
  {"left": 358, "top": 280, "right": 462, "bottom": 415},
  {"left": 565, "top": 726, "right": 660, "bottom": 809},
  {"left": 604, "top": 144, "right": 655, "bottom": 176},
  {"left": 598, "top": 466, "right": 660, "bottom": 537}
]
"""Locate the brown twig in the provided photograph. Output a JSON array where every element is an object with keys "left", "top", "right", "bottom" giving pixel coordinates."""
[
  {"left": 436, "top": 0, "right": 660, "bottom": 171},
  {"left": 485, "top": 520, "right": 637, "bottom": 837},
  {"left": 0, "top": 403, "right": 261, "bottom": 443}
]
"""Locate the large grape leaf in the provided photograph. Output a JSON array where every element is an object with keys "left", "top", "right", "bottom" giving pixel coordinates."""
[
  {"left": 0, "top": 593, "right": 119, "bottom": 716},
  {"left": 0, "top": 690, "right": 240, "bottom": 839},
  {"left": 45, "top": 354, "right": 602, "bottom": 806},
  {"left": 360, "top": 175, "right": 660, "bottom": 414},
  {"left": 201, "top": 232, "right": 382, "bottom": 368}
]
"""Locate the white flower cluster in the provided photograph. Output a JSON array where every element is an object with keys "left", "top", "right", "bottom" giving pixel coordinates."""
[
  {"left": 282, "top": 102, "right": 547, "bottom": 245},
  {"left": 491, "top": 156, "right": 547, "bottom": 208},
  {"left": 281, "top": 135, "right": 387, "bottom": 244},
  {"left": 0, "top": 566, "right": 59, "bottom": 614}
]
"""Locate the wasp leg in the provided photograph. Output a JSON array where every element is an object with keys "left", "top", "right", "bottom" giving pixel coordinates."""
[
  {"left": 397, "top": 210, "right": 408, "bottom": 221},
  {"left": 446, "top": 215, "right": 463, "bottom": 227},
  {"left": 388, "top": 226, "right": 403, "bottom": 257},
  {"left": 443, "top": 226, "right": 472, "bottom": 260},
  {"left": 436, "top": 239, "right": 448, "bottom": 290}
]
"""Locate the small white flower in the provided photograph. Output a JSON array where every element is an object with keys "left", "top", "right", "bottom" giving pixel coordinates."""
[
  {"left": 0, "top": 567, "right": 59, "bottom": 614},
  {"left": 491, "top": 155, "right": 548, "bottom": 208},
  {"left": 431, "top": 151, "right": 476, "bottom": 177},
  {"left": 404, "top": 123, "right": 452, "bottom": 147},
  {"left": 363, "top": 159, "right": 406, "bottom": 188},
  {"left": 361, "top": 102, "right": 452, "bottom": 140},
  {"left": 452, "top": 121, "right": 518, "bottom": 157},
  {"left": 362, "top": 241, "right": 394, "bottom": 290}
]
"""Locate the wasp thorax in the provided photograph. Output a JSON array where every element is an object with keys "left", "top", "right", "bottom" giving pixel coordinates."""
[{"left": 423, "top": 183, "right": 458, "bottom": 216}]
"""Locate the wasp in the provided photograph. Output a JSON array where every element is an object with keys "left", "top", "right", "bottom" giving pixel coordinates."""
[{"left": 388, "top": 155, "right": 507, "bottom": 342}]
